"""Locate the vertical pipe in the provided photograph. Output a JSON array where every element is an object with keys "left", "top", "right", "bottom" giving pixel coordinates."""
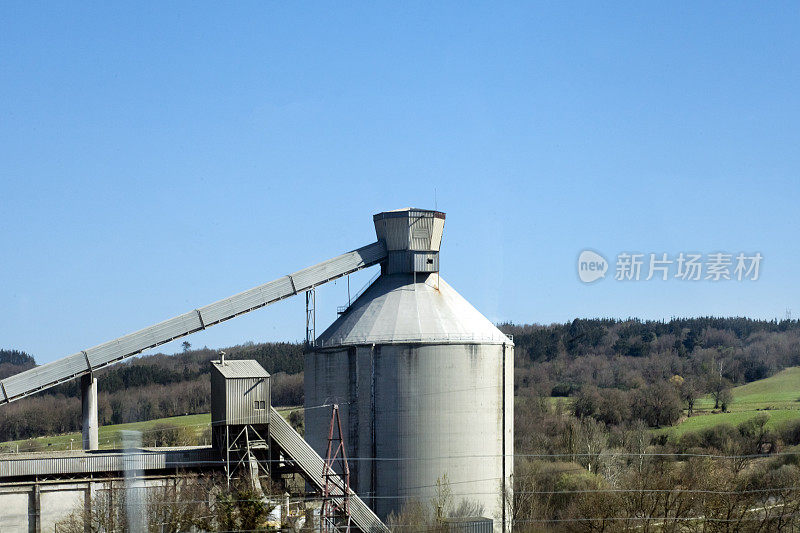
[
  {"left": 348, "top": 347, "right": 359, "bottom": 490},
  {"left": 84, "top": 482, "right": 93, "bottom": 531},
  {"left": 31, "top": 484, "right": 41, "bottom": 533},
  {"left": 501, "top": 343, "right": 507, "bottom": 533},
  {"left": 81, "top": 374, "right": 99, "bottom": 450},
  {"left": 370, "top": 344, "right": 377, "bottom": 511}
]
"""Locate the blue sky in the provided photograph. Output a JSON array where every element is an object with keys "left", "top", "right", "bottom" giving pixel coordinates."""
[{"left": 1, "top": 3, "right": 799, "bottom": 364}]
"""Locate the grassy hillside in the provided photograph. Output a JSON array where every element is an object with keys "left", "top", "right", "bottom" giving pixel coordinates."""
[
  {"left": 0, "top": 407, "right": 299, "bottom": 453},
  {"left": 661, "top": 367, "right": 800, "bottom": 438},
  {"left": 696, "top": 367, "right": 800, "bottom": 412}
]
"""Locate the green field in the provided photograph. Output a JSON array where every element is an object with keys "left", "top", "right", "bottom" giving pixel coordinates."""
[
  {"left": 660, "top": 367, "right": 800, "bottom": 438},
  {"left": 695, "top": 367, "right": 800, "bottom": 412},
  {"left": 0, "top": 407, "right": 299, "bottom": 453},
  {"left": 8, "top": 368, "right": 800, "bottom": 452},
  {"left": 658, "top": 408, "right": 800, "bottom": 438}
]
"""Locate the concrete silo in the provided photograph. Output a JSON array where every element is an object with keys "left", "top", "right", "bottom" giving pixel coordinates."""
[{"left": 305, "top": 209, "right": 513, "bottom": 531}]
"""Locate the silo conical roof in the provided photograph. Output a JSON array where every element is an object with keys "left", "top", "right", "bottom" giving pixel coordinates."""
[{"left": 315, "top": 273, "right": 511, "bottom": 348}]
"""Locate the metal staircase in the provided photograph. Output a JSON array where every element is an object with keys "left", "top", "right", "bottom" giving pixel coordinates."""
[{"left": 269, "top": 407, "right": 389, "bottom": 533}]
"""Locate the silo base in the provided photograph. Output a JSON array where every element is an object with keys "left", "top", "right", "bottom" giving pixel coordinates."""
[{"left": 305, "top": 342, "right": 513, "bottom": 532}]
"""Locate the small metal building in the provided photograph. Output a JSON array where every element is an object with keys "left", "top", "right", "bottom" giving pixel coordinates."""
[
  {"left": 210, "top": 359, "right": 270, "bottom": 428},
  {"left": 210, "top": 359, "right": 271, "bottom": 486}
]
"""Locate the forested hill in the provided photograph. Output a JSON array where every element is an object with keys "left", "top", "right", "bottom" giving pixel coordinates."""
[
  {"left": 505, "top": 317, "right": 800, "bottom": 431},
  {"left": 505, "top": 317, "right": 800, "bottom": 398},
  {"left": 3, "top": 317, "right": 800, "bottom": 442},
  {"left": 0, "top": 349, "right": 36, "bottom": 380},
  {"left": 0, "top": 342, "right": 304, "bottom": 441},
  {"left": 47, "top": 341, "right": 304, "bottom": 399}
]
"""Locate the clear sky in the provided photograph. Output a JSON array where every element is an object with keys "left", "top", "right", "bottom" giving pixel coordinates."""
[{"left": 2, "top": 3, "right": 799, "bottom": 364}]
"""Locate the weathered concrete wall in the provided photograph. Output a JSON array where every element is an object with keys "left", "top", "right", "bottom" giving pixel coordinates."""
[
  {"left": 0, "top": 490, "right": 29, "bottom": 532},
  {"left": 0, "top": 476, "right": 176, "bottom": 532},
  {"left": 306, "top": 342, "right": 513, "bottom": 531},
  {"left": 40, "top": 486, "right": 84, "bottom": 532}
]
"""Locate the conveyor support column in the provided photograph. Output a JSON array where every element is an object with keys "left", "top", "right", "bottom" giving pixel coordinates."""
[{"left": 81, "top": 374, "right": 99, "bottom": 450}]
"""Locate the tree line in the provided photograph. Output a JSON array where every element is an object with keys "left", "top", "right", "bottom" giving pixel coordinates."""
[
  {"left": 506, "top": 317, "right": 800, "bottom": 427},
  {"left": 0, "top": 342, "right": 305, "bottom": 441},
  {"left": 501, "top": 317, "right": 800, "bottom": 530}
]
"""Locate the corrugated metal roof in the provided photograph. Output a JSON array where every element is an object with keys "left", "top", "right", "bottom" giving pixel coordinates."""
[
  {"left": 316, "top": 274, "right": 513, "bottom": 347},
  {"left": 0, "top": 447, "right": 219, "bottom": 478},
  {"left": 211, "top": 359, "right": 270, "bottom": 379},
  {"left": 374, "top": 208, "right": 445, "bottom": 218}
]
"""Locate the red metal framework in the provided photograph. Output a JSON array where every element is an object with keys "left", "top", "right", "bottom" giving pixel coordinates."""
[{"left": 321, "top": 404, "right": 352, "bottom": 533}]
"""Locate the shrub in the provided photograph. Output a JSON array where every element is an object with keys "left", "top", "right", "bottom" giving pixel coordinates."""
[{"left": 781, "top": 419, "right": 800, "bottom": 446}]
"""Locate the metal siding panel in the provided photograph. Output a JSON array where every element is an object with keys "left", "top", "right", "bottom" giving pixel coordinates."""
[
  {"left": 446, "top": 519, "right": 493, "bottom": 533},
  {"left": 429, "top": 218, "right": 445, "bottom": 252},
  {"left": 413, "top": 252, "right": 439, "bottom": 272},
  {"left": 258, "top": 380, "right": 270, "bottom": 424},
  {"left": 378, "top": 218, "right": 410, "bottom": 251},
  {"left": 212, "top": 361, "right": 270, "bottom": 426},
  {"left": 262, "top": 380, "right": 270, "bottom": 423},
  {"left": 211, "top": 369, "right": 225, "bottom": 425},
  {"left": 410, "top": 215, "right": 434, "bottom": 250},
  {"left": 360, "top": 242, "right": 388, "bottom": 265},
  {"left": 385, "top": 251, "right": 409, "bottom": 274},
  {"left": 86, "top": 312, "right": 202, "bottom": 367},
  {"left": 199, "top": 276, "right": 294, "bottom": 325},
  {"left": 0, "top": 448, "right": 221, "bottom": 478},
  {"left": 225, "top": 379, "right": 244, "bottom": 424},
  {"left": 291, "top": 243, "right": 384, "bottom": 291},
  {"left": 226, "top": 377, "right": 270, "bottom": 425},
  {"left": 291, "top": 259, "right": 342, "bottom": 292},
  {"left": 2, "top": 353, "right": 88, "bottom": 399},
  {"left": 226, "top": 379, "right": 239, "bottom": 424}
]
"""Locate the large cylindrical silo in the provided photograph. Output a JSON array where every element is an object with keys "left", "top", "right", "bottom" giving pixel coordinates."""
[{"left": 305, "top": 209, "right": 513, "bottom": 531}]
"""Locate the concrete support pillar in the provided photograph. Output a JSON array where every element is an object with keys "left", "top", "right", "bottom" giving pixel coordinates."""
[
  {"left": 81, "top": 374, "right": 99, "bottom": 450},
  {"left": 32, "top": 484, "right": 41, "bottom": 533}
]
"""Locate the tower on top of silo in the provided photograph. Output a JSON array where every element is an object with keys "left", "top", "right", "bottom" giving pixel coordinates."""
[{"left": 373, "top": 208, "right": 445, "bottom": 274}]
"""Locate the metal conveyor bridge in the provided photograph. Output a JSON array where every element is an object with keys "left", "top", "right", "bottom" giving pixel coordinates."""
[
  {"left": 0, "top": 241, "right": 386, "bottom": 404},
  {"left": 1, "top": 239, "right": 390, "bottom": 531}
]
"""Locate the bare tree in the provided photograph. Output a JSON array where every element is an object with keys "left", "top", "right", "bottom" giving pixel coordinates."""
[{"left": 577, "top": 417, "right": 607, "bottom": 473}]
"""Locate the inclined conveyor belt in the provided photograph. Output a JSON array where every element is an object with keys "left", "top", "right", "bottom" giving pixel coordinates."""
[{"left": 0, "top": 241, "right": 386, "bottom": 405}]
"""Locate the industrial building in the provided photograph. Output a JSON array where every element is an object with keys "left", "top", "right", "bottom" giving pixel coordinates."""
[
  {"left": 306, "top": 209, "right": 514, "bottom": 527},
  {"left": 0, "top": 208, "right": 513, "bottom": 532}
]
